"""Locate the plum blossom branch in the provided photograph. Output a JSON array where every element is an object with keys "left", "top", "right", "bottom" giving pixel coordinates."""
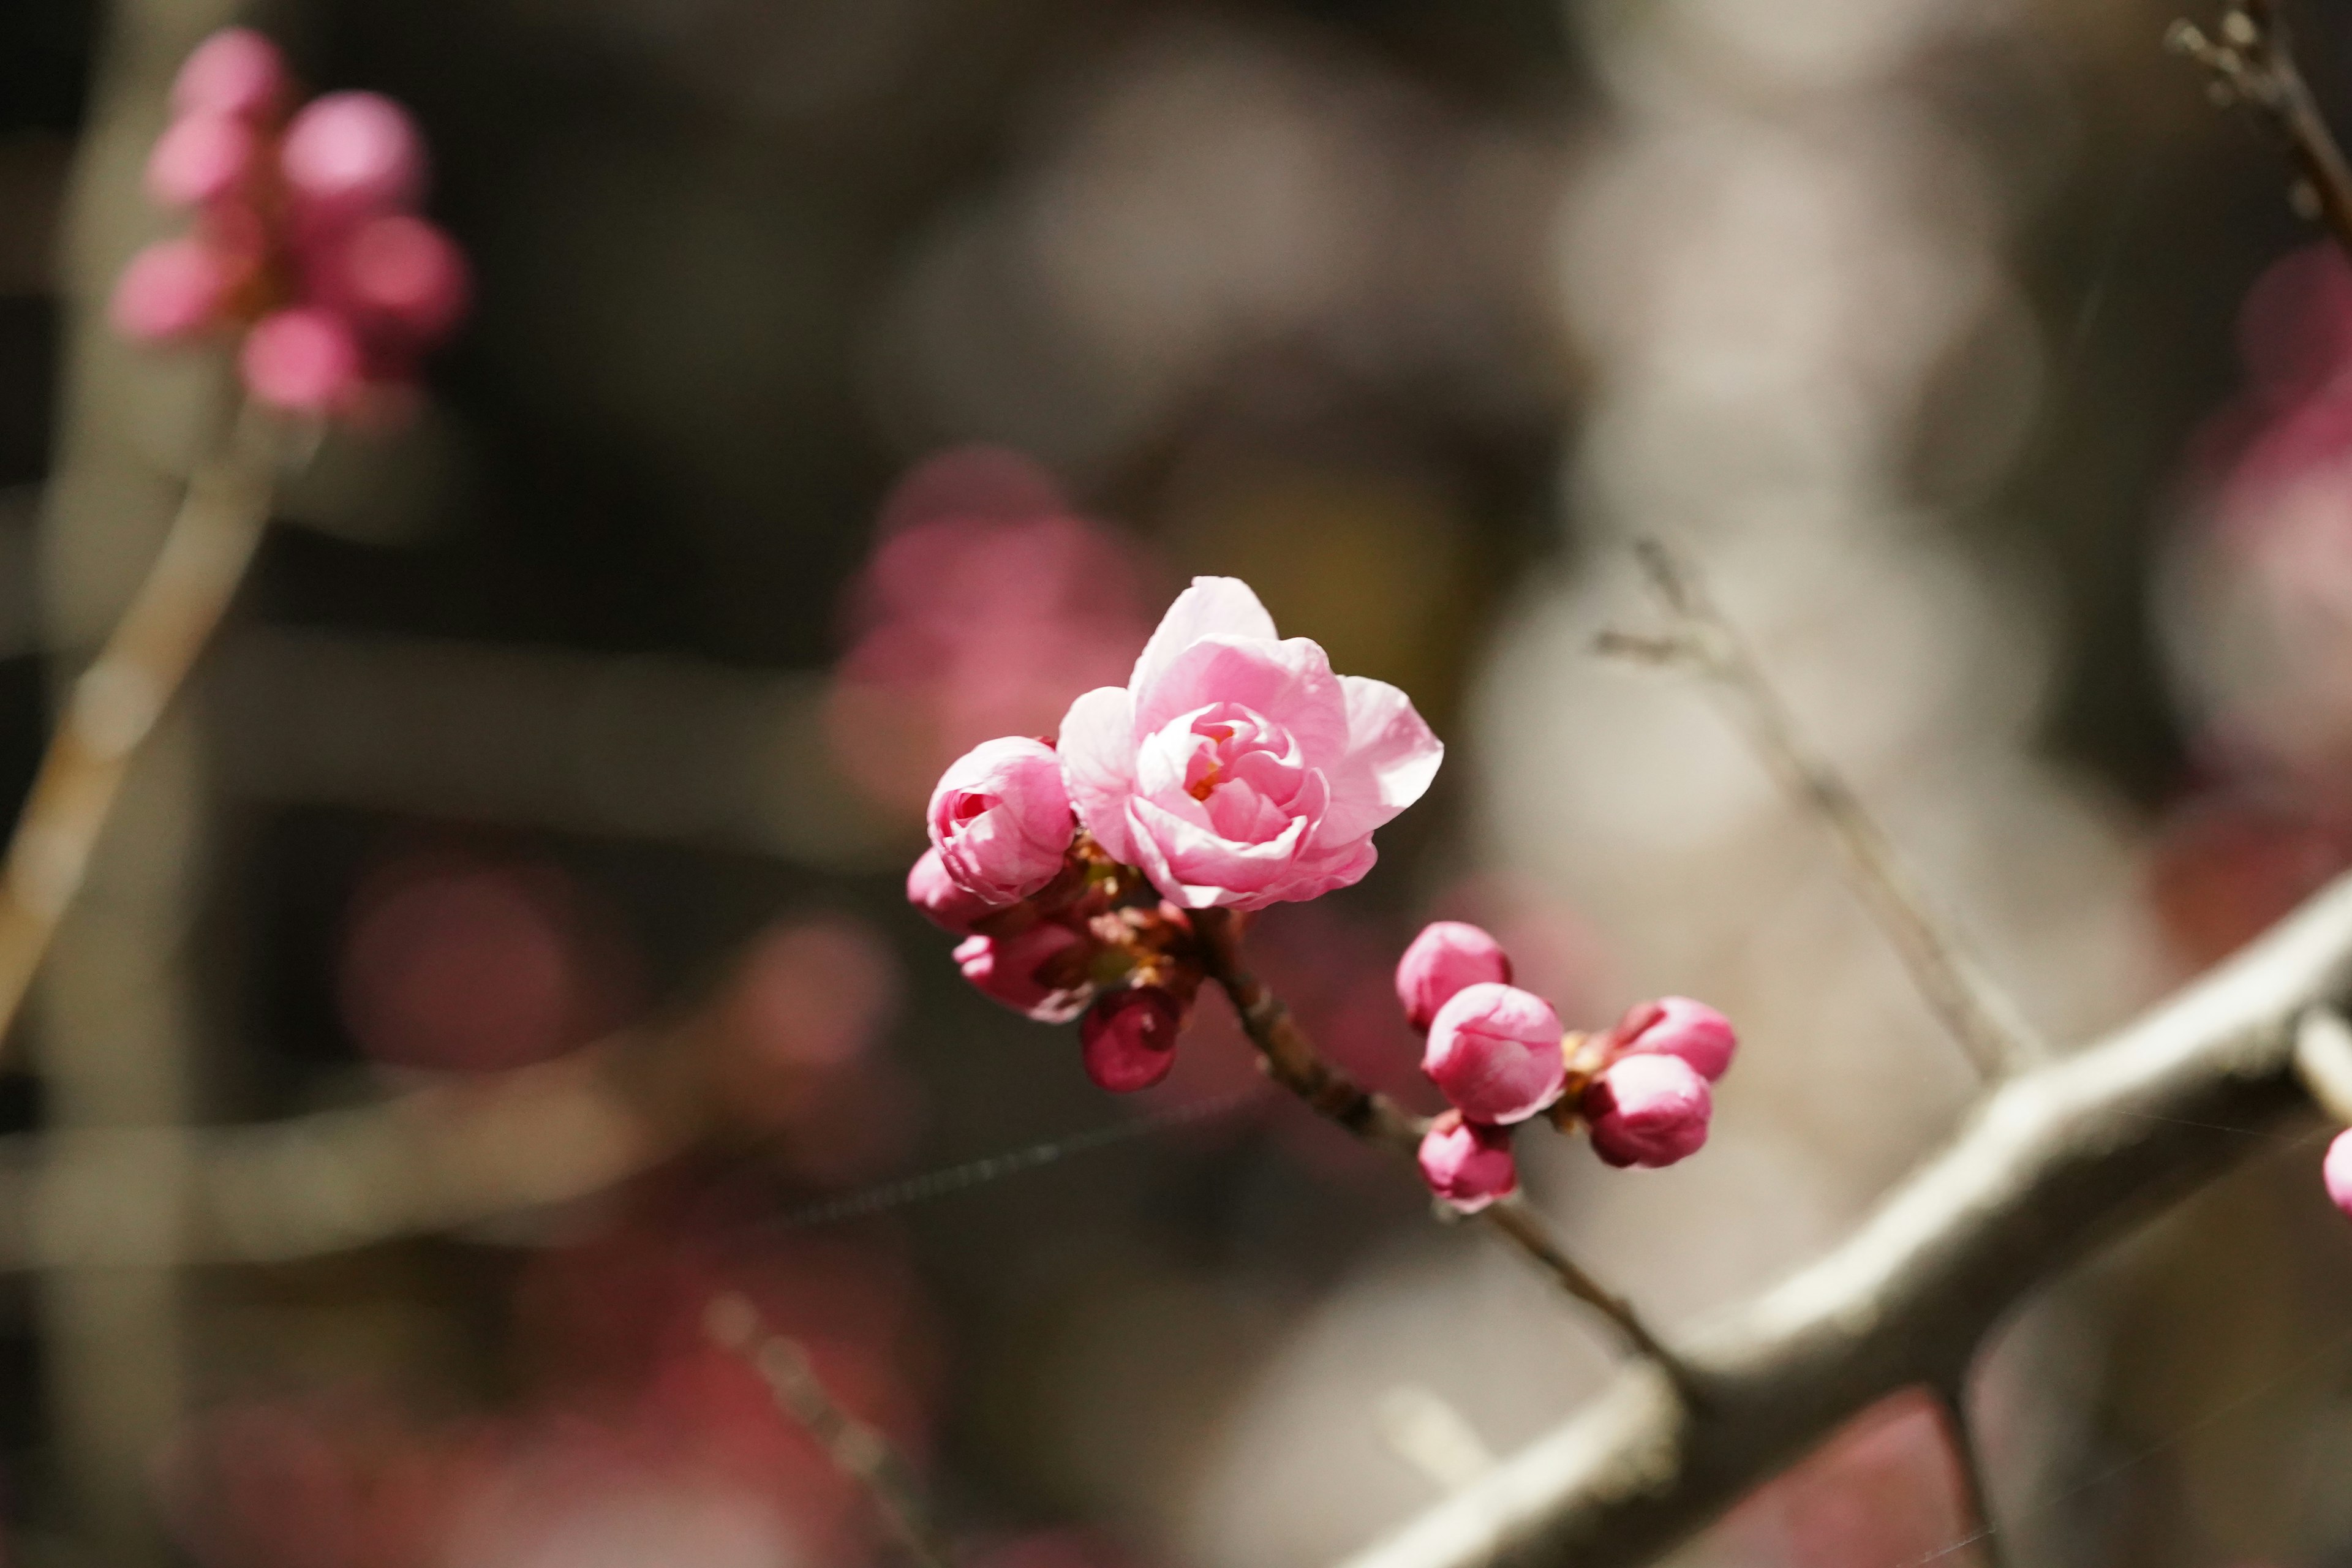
[
  {"left": 1602, "top": 538, "right": 2044, "bottom": 1079},
  {"left": 0, "top": 399, "right": 287, "bottom": 1049},
  {"left": 1189, "top": 908, "right": 1688, "bottom": 1377},
  {"left": 706, "top": 1292, "right": 957, "bottom": 1568},
  {"left": 1338, "top": 868, "right": 2352, "bottom": 1568},
  {"left": 2170, "top": 0, "right": 2352, "bottom": 263}
]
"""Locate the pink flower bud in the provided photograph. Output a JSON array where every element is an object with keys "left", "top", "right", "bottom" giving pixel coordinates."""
[
  {"left": 281, "top": 92, "right": 425, "bottom": 219},
  {"left": 326, "top": 214, "right": 469, "bottom": 342},
  {"left": 1394, "top": 920, "right": 1512, "bottom": 1031},
  {"left": 927, "top": 736, "right": 1075, "bottom": 904},
  {"left": 1422, "top": 981, "right": 1565, "bottom": 1125},
  {"left": 1080, "top": 988, "right": 1183, "bottom": 1093},
  {"left": 953, "top": 922, "right": 1090, "bottom": 1023},
  {"left": 110, "top": 238, "right": 228, "bottom": 343},
  {"left": 239, "top": 307, "right": 363, "bottom": 413},
  {"left": 146, "top": 113, "right": 259, "bottom": 208},
  {"left": 907, "top": 847, "right": 996, "bottom": 934},
  {"left": 171, "top": 28, "right": 287, "bottom": 122},
  {"left": 1417, "top": 1111, "right": 1517, "bottom": 1212},
  {"left": 1609, "top": 996, "right": 1737, "bottom": 1082},
  {"left": 2326, "top": 1129, "right": 2352, "bottom": 1219},
  {"left": 1583, "top": 1054, "right": 1712, "bottom": 1169}
]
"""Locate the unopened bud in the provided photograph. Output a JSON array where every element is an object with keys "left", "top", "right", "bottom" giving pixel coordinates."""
[
  {"left": 1583, "top": 1054, "right": 1711, "bottom": 1169},
  {"left": 281, "top": 92, "right": 426, "bottom": 218},
  {"left": 1417, "top": 1111, "right": 1517, "bottom": 1213},
  {"left": 1079, "top": 987, "right": 1183, "bottom": 1093},
  {"left": 954, "top": 921, "right": 1090, "bottom": 1023},
  {"left": 927, "top": 736, "right": 1074, "bottom": 904},
  {"left": 1394, "top": 921, "right": 1512, "bottom": 1032},
  {"left": 906, "top": 846, "right": 995, "bottom": 935},
  {"left": 1608, "top": 996, "right": 1736, "bottom": 1082},
  {"left": 2326, "top": 1128, "right": 2352, "bottom": 1219},
  {"left": 1423, "top": 982, "right": 1566, "bottom": 1125}
]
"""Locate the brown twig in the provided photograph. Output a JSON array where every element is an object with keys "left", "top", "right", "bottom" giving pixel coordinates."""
[
  {"left": 1188, "top": 907, "right": 1691, "bottom": 1380},
  {"left": 2171, "top": 0, "right": 2352, "bottom": 263},
  {"left": 1608, "top": 538, "right": 2044, "bottom": 1079},
  {"left": 0, "top": 399, "right": 286, "bottom": 1050},
  {"left": 706, "top": 1292, "right": 956, "bottom": 1568}
]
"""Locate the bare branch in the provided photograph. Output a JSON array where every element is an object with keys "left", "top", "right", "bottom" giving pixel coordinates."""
[
  {"left": 1336, "top": 868, "right": 2352, "bottom": 1568},
  {"left": 1189, "top": 908, "right": 1689, "bottom": 1380},
  {"left": 1615, "top": 538, "right": 2045, "bottom": 1078},
  {"left": 2171, "top": 0, "right": 2352, "bottom": 262},
  {"left": 707, "top": 1293, "right": 957, "bottom": 1568}
]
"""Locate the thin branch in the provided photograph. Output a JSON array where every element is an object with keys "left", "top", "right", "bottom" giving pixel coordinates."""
[
  {"left": 0, "top": 399, "right": 286, "bottom": 1049},
  {"left": 1934, "top": 1382, "right": 2010, "bottom": 1568},
  {"left": 2171, "top": 0, "right": 2352, "bottom": 263},
  {"left": 2293, "top": 1004, "right": 2352, "bottom": 1123},
  {"left": 706, "top": 1292, "right": 957, "bottom": 1568},
  {"left": 1188, "top": 907, "right": 1691, "bottom": 1381},
  {"left": 1610, "top": 537, "right": 2045, "bottom": 1078},
  {"left": 1338, "top": 865, "right": 2352, "bottom": 1568}
]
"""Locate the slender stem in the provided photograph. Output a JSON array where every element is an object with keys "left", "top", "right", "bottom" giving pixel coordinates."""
[
  {"left": 2172, "top": 0, "right": 2352, "bottom": 265},
  {"left": 2293, "top": 1005, "right": 2352, "bottom": 1122},
  {"left": 707, "top": 1293, "right": 956, "bottom": 1568},
  {"left": 1189, "top": 908, "right": 1692, "bottom": 1383},
  {"left": 1934, "top": 1382, "right": 2010, "bottom": 1568},
  {"left": 0, "top": 401, "right": 284, "bottom": 1049},
  {"left": 1619, "top": 538, "right": 2043, "bottom": 1079}
]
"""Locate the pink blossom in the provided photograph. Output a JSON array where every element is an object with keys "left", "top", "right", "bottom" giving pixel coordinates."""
[
  {"left": 1058, "top": 577, "right": 1442, "bottom": 910},
  {"left": 145, "top": 113, "right": 259, "bottom": 208},
  {"left": 905, "top": 847, "right": 998, "bottom": 934},
  {"left": 927, "top": 737, "right": 1075, "bottom": 903},
  {"left": 240, "top": 307, "right": 363, "bottom": 414},
  {"left": 1422, "top": 981, "right": 1564, "bottom": 1125},
  {"left": 2326, "top": 1129, "right": 2352, "bottom": 1218},
  {"left": 171, "top": 28, "right": 287, "bottom": 121},
  {"left": 1080, "top": 988, "right": 1183, "bottom": 1093},
  {"left": 1608, "top": 995, "right": 1736, "bottom": 1082},
  {"left": 953, "top": 922, "right": 1091, "bottom": 1022},
  {"left": 1583, "top": 1053, "right": 1711, "bottom": 1169},
  {"left": 1395, "top": 920, "right": 1512, "bottom": 1031},
  {"left": 110, "top": 238, "right": 230, "bottom": 343},
  {"left": 1417, "top": 1111, "right": 1517, "bottom": 1212},
  {"left": 281, "top": 91, "right": 426, "bottom": 219},
  {"left": 323, "top": 214, "right": 470, "bottom": 340}
]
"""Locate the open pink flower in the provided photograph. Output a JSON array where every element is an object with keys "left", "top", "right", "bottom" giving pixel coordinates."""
[{"left": 1058, "top": 578, "right": 1442, "bottom": 910}]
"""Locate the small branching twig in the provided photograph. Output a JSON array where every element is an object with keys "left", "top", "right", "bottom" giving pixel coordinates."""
[
  {"left": 707, "top": 1292, "right": 957, "bottom": 1568},
  {"left": 1602, "top": 538, "right": 2044, "bottom": 1079},
  {"left": 1934, "top": 1383, "right": 2010, "bottom": 1568},
  {"left": 0, "top": 400, "right": 289, "bottom": 1048},
  {"left": 2171, "top": 0, "right": 2352, "bottom": 262},
  {"left": 1189, "top": 907, "right": 1692, "bottom": 1382}
]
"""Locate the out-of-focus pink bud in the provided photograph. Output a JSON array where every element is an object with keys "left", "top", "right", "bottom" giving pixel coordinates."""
[
  {"left": 281, "top": 92, "right": 425, "bottom": 218},
  {"left": 1423, "top": 981, "right": 1565, "bottom": 1125},
  {"left": 1417, "top": 1110, "right": 1517, "bottom": 1212},
  {"left": 1609, "top": 996, "right": 1737, "bottom": 1082},
  {"left": 907, "top": 847, "right": 996, "bottom": 935},
  {"left": 1583, "top": 1054, "right": 1712, "bottom": 1169},
  {"left": 239, "top": 307, "right": 362, "bottom": 413},
  {"left": 110, "top": 238, "right": 228, "bottom": 342},
  {"left": 1395, "top": 920, "right": 1512, "bottom": 1031},
  {"left": 954, "top": 922, "right": 1090, "bottom": 1022},
  {"left": 2326, "top": 1129, "right": 2352, "bottom": 1219},
  {"left": 1080, "top": 988, "right": 1183, "bottom": 1093},
  {"left": 328, "top": 214, "right": 468, "bottom": 341},
  {"left": 145, "top": 113, "right": 258, "bottom": 208},
  {"left": 927, "top": 736, "right": 1074, "bottom": 904},
  {"left": 171, "top": 28, "right": 287, "bottom": 121}
]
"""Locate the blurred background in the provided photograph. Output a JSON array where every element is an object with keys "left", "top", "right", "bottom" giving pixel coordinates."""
[{"left": 6, "top": 0, "right": 2352, "bottom": 1564}]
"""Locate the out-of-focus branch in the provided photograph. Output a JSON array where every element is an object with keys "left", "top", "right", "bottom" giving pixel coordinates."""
[
  {"left": 1934, "top": 1384, "right": 2008, "bottom": 1568},
  {"left": 1336, "top": 868, "right": 2352, "bottom": 1568},
  {"left": 707, "top": 1294, "right": 957, "bottom": 1568},
  {"left": 1189, "top": 908, "right": 1687, "bottom": 1376},
  {"left": 1604, "top": 538, "right": 2044, "bottom": 1079},
  {"left": 2171, "top": 0, "right": 2352, "bottom": 263},
  {"left": 0, "top": 401, "right": 284, "bottom": 1049}
]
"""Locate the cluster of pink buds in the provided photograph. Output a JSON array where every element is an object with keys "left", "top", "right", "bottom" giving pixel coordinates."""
[
  {"left": 110, "top": 28, "right": 467, "bottom": 418},
  {"left": 907, "top": 576, "right": 1447, "bottom": 1092},
  {"left": 1395, "top": 921, "right": 1736, "bottom": 1212}
]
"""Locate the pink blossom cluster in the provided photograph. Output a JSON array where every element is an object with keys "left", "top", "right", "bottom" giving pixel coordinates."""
[
  {"left": 110, "top": 28, "right": 467, "bottom": 418},
  {"left": 1395, "top": 920, "right": 1735, "bottom": 1212},
  {"left": 908, "top": 576, "right": 1444, "bottom": 1092}
]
